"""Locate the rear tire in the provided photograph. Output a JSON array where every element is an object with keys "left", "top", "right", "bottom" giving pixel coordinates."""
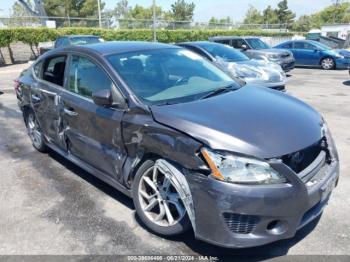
[
  {"left": 321, "top": 57, "right": 335, "bottom": 70},
  {"left": 25, "top": 110, "right": 47, "bottom": 152},
  {"left": 132, "top": 159, "right": 190, "bottom": 236}
]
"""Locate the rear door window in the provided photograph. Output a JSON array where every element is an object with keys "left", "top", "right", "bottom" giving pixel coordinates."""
[
  {"left": 281, "top": 42, "right": 293, "bottom": 48},
  {"left": 42, "top": 56, "right": 67, "bottom": 86},
  {"left": 294, "top": 42, "right": 305, "bottom": 49}
]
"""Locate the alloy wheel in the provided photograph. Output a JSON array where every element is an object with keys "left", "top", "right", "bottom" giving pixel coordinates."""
[
  {"left": 27, "top": 113, "right": 43, "bottom": 149},
  {"left": 138, "top": 165, "right": 186, "bottom": 227},
  {"left": 321, "top": 58, "right": 334, "bottom": 70}
]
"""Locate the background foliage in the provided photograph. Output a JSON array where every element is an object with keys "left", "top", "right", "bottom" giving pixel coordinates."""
[{"left": 0, "top": 27, "right": 295, "bottom": 47}]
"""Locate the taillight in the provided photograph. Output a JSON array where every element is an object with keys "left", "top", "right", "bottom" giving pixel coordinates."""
[{"left": 14, "top": 79, "right": 20, "bottom": 92}]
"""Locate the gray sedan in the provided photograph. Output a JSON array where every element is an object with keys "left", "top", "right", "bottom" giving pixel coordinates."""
[
  {"left": 15, "top": 41, "right": 339, "bottom": 248},
  {"left": 178, "top": 41, "right": 287, "bottom": 91}
]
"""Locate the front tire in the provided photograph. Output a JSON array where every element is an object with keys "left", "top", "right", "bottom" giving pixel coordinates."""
[
  {"left": 321, "top": 57, "right": 335, "bottom": 70},
  {"left": 25, "top": 110, "right": 47, "bottom": 152},
  {"left": 132, "top": 159, "right": 190, "bottom": 236}
]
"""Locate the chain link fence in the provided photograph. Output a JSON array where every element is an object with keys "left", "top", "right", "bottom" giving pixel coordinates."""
[{"left": 0, "top": 16, "right": 291, "bottom": 31}]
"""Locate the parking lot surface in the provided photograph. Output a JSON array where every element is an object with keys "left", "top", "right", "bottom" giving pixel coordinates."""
[{"left": 0, "top": 63, "right": 349, "bottom": 257}]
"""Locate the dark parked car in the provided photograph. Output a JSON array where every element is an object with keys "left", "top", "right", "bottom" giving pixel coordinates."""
[
  {"left": 39, "top": 35, "right": 104, "bottom": 55},
  {"left": 275, "top": 40, "right": 350, "bottom": 70},
  {"left": 209, "top": 36, "right": 295, "bottom": 72},
  {"left": 16, "top": 41, "right": 339, "bottom": 248},
  {"left": 178, "top": 41, "right": 286, "bottom": 91}
]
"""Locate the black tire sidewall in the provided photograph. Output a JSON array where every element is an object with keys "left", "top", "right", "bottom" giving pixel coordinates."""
[{"left": 132, "top": 159, "right": 190, "bottom": 236}]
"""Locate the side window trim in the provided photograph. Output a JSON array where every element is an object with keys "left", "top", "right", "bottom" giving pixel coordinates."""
[{"left": 65, "top": 52, "right": 126, "bottom": 105}]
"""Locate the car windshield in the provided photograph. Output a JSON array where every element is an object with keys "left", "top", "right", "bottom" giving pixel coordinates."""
[
  {"left": 107, "top": 48, "right": 240, "bottom": 105},
  {"left": 246, "top": 38, "right": 270, "bottom": 49},
  {"left": 311, "top": 41, "right": 331, "bottom": 50},
  {"left": 197, "top": 43, "right": 249, "bottom": 62},
  {"left": 70, "top": 37, "right": 102, "bottom": 45}
]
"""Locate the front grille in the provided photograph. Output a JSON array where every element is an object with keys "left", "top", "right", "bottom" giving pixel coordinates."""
[
  {"left": 223, "top": 213, "right": 259, "bottom": 234},
  {"left": 281, "top": 139, "right": 325, "bottom": 174}
]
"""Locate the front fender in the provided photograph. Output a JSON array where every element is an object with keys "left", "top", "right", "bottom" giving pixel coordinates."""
[{"left": 121, "top": 110, "right": 206, "bottom": 187}]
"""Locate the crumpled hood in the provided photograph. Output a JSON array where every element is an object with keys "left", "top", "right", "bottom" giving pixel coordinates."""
[{"left": 150, "top": 86, "right": 323, "bottom": 159}]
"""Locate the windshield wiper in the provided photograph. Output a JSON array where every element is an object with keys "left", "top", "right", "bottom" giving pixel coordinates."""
[{"left": 200, "top": 84, "right": 236, "bottom": 100}]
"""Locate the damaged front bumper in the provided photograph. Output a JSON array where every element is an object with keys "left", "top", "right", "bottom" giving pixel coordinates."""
[{"left": 186, "top": 158, "right": 339, "bottom": 248}]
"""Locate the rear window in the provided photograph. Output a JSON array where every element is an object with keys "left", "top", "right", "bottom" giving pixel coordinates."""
[{"left": 70, "top": 37, "right": 103, "bottom": 45}]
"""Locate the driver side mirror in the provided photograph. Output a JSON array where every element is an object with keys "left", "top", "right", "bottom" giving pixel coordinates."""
[
  {"left": 92, "top": 89, "right": 112, "bottom": 107},
  {"left": 241, "top": 44, "right": 248, "bottom": 51}
]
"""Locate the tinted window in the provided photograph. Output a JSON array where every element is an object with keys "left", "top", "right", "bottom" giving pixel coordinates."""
[
  {"left": 68, "top": 55, "right": 113, "bottom": 98},
  {"left": 215, "top": 39, "right": 231, "bottom": 45},
  {"left": 43, "top": 56, "right": 66, "bottom": 86},
  {"left": 55, "top": 38, "right": 63, "bottom": 48},
  {"left": 281, "top": 42, "right": 293, "bottom": 48},
  {"left": 181, "top": 45, "right": 212, "bottom": 60},
  {"left": 70, "top": 37, "right": 102, "bottom": 46},
  {"left": 304, "top": 42, "right": 317, "bottom": 50},
  {"left": 33, "top": 61, "right": 43, "bottom": 77},
  {"left": 245, "top": 38, "right": 270, "bottom": 49},
  {"left": 311, "top": 41, "right": 331, "bottom": 50},
  {"left": 231, "top": 39, "right": 246, "bottom": 48},
  {"left": 197, "top": 43, "right": 249, "bottom": 62},
  {"left": 294, "top": 42, "right": 305, "bottom": 49},
  {"left": 107, "top": 48, "right": 239, "bottom": 105}
]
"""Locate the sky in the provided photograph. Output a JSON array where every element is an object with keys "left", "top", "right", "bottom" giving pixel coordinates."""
[{"left": 0, "top": 0, "right": 335, "bottom": 22}]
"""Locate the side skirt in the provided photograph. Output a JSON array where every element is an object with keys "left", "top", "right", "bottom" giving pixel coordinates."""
[{"left": 46, "top": 142, "right": 132, "bottom": 198}]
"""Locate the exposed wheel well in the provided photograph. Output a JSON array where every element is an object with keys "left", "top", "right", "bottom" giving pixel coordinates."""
[{"left": 127, "top": 153, "right": 161, "bottom": 187}]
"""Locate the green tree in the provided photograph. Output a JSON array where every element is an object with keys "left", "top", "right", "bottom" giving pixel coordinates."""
[
  {"left": 243, "top": 5, "right": 263, "bottom": 24},
  {"left": 275, "top": 0, "right": 295, "bottom": 26},
  {"left": 170, "top": 0, "right": 195, "bottom": 21},
  {"left": 8, "top": 1, "right": 40, "bottom": 27},
  {"left": 43, "top": 0, "right": 105, "bottom": 27},
  {"left": 312, "top": 1, "right": 350, "bottom": 25},
  {"left": 292, "top": 15, "right": 313, "bottom": 32},
  {"left": 113, "top": 0, "right": 131, "bottom": 19},
  {"left": 262, "top": 5, "right": 279, "bottom": 24}
]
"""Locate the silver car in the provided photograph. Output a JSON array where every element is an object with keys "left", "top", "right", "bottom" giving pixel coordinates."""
[{"left": 178, "top": 41, "right": 287, "bottom": 91}]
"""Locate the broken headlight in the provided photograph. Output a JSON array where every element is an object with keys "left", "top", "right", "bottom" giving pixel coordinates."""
[{"left": 201, "top": 148, "right": 287, "bottom": 185}]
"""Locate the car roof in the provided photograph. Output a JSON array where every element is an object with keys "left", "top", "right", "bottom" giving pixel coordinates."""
[
  {"left": 60, "top": 35, "right": 100, "bottom": 38},
  {"left": 210, "top": 36, "right": 258, "bottom": 40},
  {"left": 52, "top": 41, "right": 180, "bottom": 56},
  {"left": 178, "top": 41, "right": 215, "bottom": 46}
]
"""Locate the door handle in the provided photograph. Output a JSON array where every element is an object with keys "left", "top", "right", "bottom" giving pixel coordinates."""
[
  {"left": 31, "top": 94, "right": 41, "bottom": 102},
  {"left": 64, "top": 107, "right": 78, "bottom": 116}
]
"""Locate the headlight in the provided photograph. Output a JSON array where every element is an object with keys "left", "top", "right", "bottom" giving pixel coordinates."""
[
  {"left": 201, "top": 148, "right": 287, "bottom": 185},
  {"left": 228, "top": 64, "right": 265, "bottom": 80},
  {"left": 268, "top": 54, "right": 280, "bottom": 61},
  {"left": 335, "top": 53, "right": 345, "bottom": 59}
]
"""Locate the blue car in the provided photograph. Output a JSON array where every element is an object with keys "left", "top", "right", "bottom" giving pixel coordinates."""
[{"left": 275, "top": 40, "right": 350, "bottom": 70}]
